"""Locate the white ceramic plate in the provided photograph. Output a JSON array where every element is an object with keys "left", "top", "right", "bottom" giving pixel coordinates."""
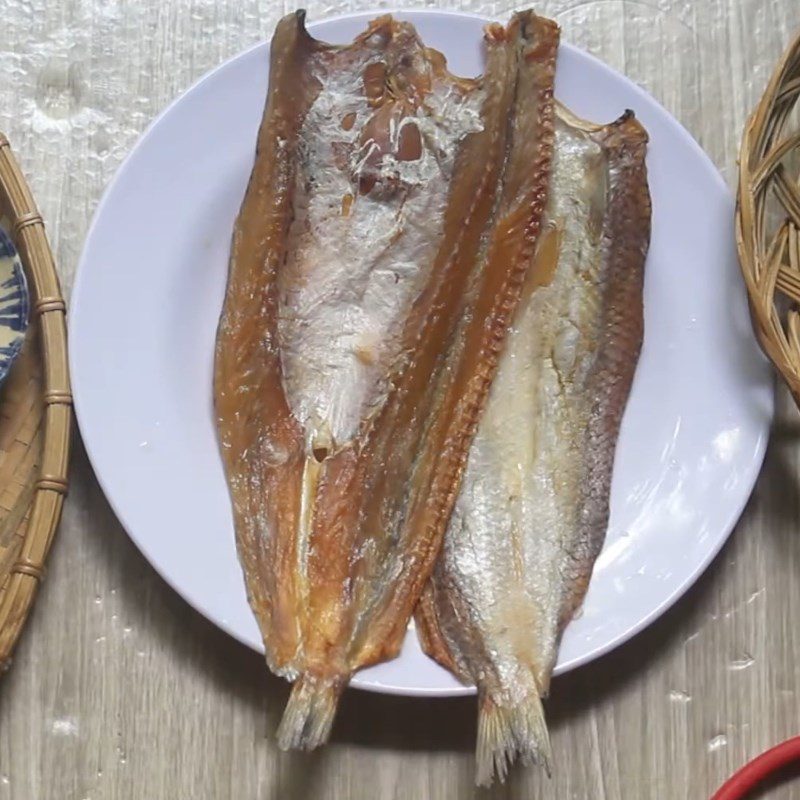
[{"left": 70, "top": 10, "right": 773, "bottom": 697}]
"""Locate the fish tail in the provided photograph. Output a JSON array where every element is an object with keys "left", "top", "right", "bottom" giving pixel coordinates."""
[
  {"left": 276, "top": 674, "right": 344, "bottom": 750},
  {"left": 476, "top": 690, "right": 552, "bottom": 786}
]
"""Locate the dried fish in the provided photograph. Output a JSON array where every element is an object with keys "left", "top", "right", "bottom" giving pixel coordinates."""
[
  {"left": 214, "top": 10, "right": 558, "bottom": 749},
  {"left": 415, "top": 107, "right": 651, "bottom": 785}
]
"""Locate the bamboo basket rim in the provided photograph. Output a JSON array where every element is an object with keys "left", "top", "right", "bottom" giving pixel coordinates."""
[
  {"left": 736, "top": 29, "right": 800, "bottom": 406},
  {"left": 0, "top": 132, "right": 72, "bottom": 669}
]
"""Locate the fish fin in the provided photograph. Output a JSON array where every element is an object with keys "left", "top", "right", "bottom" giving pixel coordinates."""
[
  {"left": 276, "top": 674, "right": 344, "bottom": 750},
  {"left": 476, "top": 691, "right": 552, "bottom": 786}
]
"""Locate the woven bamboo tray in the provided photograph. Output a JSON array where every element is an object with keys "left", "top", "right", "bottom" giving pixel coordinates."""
[
  {"left": 737, "top": 30, "right": 800, "bottom": 404},
  {"left": 0, "top": 134, "right": 71, "bottom": 670}
]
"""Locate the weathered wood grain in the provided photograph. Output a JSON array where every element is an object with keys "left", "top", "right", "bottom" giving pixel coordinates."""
[{"left": 0, "top": 1, "right": 798, "bottom": 798}]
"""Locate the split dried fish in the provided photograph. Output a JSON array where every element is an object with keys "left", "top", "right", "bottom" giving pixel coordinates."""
[
  {"left": 214, "top": 10, "right": 558, "bottom": 748},
  {"left": 415, "top": 106, "right": 651, "bottom": 785}
]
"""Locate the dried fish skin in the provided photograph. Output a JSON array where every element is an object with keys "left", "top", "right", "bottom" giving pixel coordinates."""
[
  {"left": 214, "top": 9, "right": 559, "bottom": 751},
  {"left": 215, "top": 11, "right": 487, "bottom": 683},
  {"left": 415, "top": 108, "right": 651, "bottom": 785},
  {"left": 214, "top": 11, "right": 325, "bottom": 683},
  {"left": 215, "top": 7, "right": 481, "bottom": 679}
]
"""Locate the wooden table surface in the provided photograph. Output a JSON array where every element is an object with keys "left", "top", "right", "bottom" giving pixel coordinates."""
[{"left": 0, "top": 1, "right": 798, "bottom": 798}]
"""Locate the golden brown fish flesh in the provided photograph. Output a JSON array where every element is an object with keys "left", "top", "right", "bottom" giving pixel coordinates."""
[
  {"left": 415, "top": 107, "right": 651, "bottom": 785},
  {"left": 214, "top": 10, "right": 558, "bottom": 749}
]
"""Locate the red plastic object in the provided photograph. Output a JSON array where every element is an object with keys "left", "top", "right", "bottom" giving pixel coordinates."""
[{"left": 711, "top": 737, "right": 800, "bottom": 800}]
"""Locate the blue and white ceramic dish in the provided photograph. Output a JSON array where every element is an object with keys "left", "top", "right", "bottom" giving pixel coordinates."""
[{"left": 0, "top": 226, "right": 29, "bottom": 384}]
